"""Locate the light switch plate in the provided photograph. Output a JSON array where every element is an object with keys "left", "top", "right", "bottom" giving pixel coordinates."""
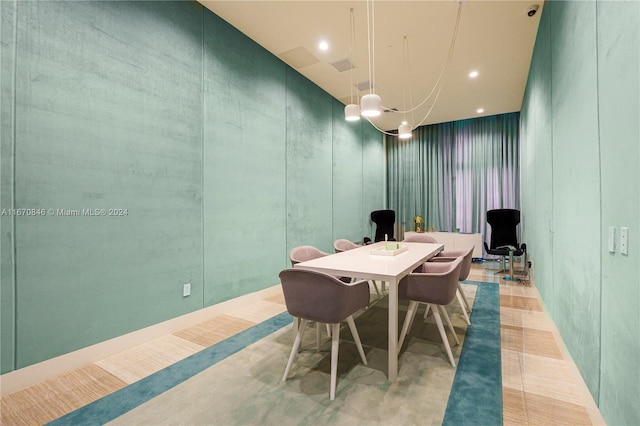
[
  {"left": 620, "top": 227, "right": 629, "bottom": 255},
  {"left": 608, "top": 227, "right": 615, "bottom": 253}
]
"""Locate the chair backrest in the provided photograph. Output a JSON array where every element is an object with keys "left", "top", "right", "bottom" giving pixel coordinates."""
[
  {"left": 370, "top": 209, "right": 395, "bottom": 242},
  {"left": 289, "top": 245, "right": 329, "bottom": 267},
  {"left": 438, "top": 246, "right": 474, "bottom": 281},
  {"left": 486, "top": 209, "right": 520, "bottom": 249},
  {"left": 399, "top": 256, "right": 463, "bottom": 306},
  {"left": 403, "top": 234, "right": 438, "bottom": 243},
  {"left": 333, "top": 239, "right": 359, "bottom": 253},
  {"left": 279, "top": 269, "right": 370, "bottom": 324}
]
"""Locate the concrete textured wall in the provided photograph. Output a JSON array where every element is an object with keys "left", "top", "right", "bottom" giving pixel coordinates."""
[{"left": 0, "top": 1, "right": 383, "bottom": 372}]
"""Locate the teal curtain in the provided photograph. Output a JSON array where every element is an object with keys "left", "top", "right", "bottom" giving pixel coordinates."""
[
  {"left": 387, "top": 112, "right": 520, "bottom": 242},
  {"left": 387, "top": 123, "right": 455, "bottom": 234}
]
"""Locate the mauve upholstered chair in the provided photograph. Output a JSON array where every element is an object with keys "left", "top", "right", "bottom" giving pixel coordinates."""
[
  {"left": 333, "top": 239, "right": 381, "bottom": 297},
  {"left": 289, "top": 245, "right": 335, "bottom": 343},
  {"left": 426, "top": 246, "right": 475, "bottom": 325},
  {"left": 290, "top": 245, "right": 350, "bottom": 284},
  {"left": 402, "top": 234, "right": 472, "bottom": 325},
  {"left": 397, "top": 256, "right": 464, "bottom": 367},
  {"left": 279, "top": 268, "right": 369, "bottom": 400},
  {"left": 402, "top": 233, "right": 438, "bottom": 244},
  {"left": 333, "top": 238, "right": 360, "bottom": 252},
  {"left": 289, "top": 245, "right": 330, "bottom": 266}
]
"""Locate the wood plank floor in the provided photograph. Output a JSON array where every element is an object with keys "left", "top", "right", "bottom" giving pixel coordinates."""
[{"left": 0, "top": 262, "right": 605, "bottom": 425}]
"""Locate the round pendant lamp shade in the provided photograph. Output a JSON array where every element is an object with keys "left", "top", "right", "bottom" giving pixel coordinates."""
[
  {"left": 398, "top": 123, "right": 412, "bottom": 139},
  {"left": 344, "top": 103, "right": 361, "bottom": 121},
  {"left": 360, "top": 93, "right": 382, "bottom": 117}
]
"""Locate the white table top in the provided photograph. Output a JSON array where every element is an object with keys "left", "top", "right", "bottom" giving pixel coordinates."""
[{"left": 293, "top": 241, "right": 444, "bottom": 283}]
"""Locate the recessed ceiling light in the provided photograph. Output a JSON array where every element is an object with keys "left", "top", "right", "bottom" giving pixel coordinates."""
[
  {"left": 477, "top": 108, "right": 484, "bottom": 114},
  {"left": 469, "top": 71, "right": 479, "bottom": 78},
  {"left": 319, "top": 41, "right": 329, "bottom": 51}
]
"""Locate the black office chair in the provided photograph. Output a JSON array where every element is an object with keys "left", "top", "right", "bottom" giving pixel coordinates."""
[
  {"left": 370, "top": 209, "right": 396, "bottom": 242},
  {"left": 483, "top": 209, "right": 526, "bottom": 273}
]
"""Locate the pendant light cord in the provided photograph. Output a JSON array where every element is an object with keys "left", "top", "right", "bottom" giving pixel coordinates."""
[
  {"left": 366, "top": 0, "right": 375, "bottom": 95},
  {"left": 368, "top": 1, "right": 463, "bottom": 137},
  {"left": 394, "top": 2, "right": 462, "bottom": 117},
  {"left": 402, "top": 35, "right": 410, "bottom": 124},
  {"left": 372, "top": 0, "right": 375, "bottom": 94},
  {"left": 349, "top": 8, "right": 356, "bottom": 104}
]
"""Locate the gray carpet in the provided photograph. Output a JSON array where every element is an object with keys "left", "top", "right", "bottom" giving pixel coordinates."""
[{"left": 106, "top": 285, "right": 477, "bottom": 425}]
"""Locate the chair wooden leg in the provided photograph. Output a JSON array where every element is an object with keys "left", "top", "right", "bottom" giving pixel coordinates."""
[
  {"left": 346, "top": 316, "right": 367, "bottom": 365},
  {"left": 457, "top": 282, "right": 471, "bottom": 312},
  {"left": 456, "top": 290, "right": 471, "bottom": 325},
  {"left": 432, "top": 308, "right": 456, "bottom": 367},
  {"left": 316, "top": 322, "right": 322, "bottom": 352},
  {"left": 284, "top": 319, "right": 308, "bottom": 381},
  {"left": 330, "top": 323, "right": 341, "bottom": 400},
  {"left": 326, "top": 324, "right": 331, "bottom": 337},
  {"left": 423, "top": 303, "right": 431, "bottom": 320},
  {"left": 439, "top": 305, "right": 460, "bottom": 345},
  {"left": 370, "top": 280, "right": 381, "bottom": 297},
  {"left": 398, "top": 301, "right": 419, "bottom": 354},
  {"left": 294, "top": 317, "right": 303, "bottom": 353}
]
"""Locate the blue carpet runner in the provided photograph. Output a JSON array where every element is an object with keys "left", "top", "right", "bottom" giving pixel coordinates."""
[{"left": 443, "top": 280, "right": 503, "bottom": 425}]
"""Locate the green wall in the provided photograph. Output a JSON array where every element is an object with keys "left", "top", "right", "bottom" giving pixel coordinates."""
[
  {"left": 520, "top": 1, "right": 640, "bottom": 424},
  {"left": 0, "top": 1, "right": 383, "bottom": 373}
]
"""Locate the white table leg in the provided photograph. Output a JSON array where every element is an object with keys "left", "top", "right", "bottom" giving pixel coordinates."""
[{"left": 388, "top": 278, "right": 398, "bottom": 381}]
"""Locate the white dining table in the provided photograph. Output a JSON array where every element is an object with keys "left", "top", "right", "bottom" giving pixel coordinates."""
[{"left": 293, "top": 241, "right": 443, "bottom": 381}]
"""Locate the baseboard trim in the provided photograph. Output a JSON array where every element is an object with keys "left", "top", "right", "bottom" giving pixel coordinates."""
[{"left": 0, "top": 284, "right": 282, "bottom": 395}]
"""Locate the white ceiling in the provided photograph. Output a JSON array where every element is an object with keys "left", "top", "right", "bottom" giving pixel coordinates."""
[{"left": 200, "top": 1, "right": 544, "bottom": 133}]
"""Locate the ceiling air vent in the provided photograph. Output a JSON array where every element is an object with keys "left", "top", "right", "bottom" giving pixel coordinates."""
[
  {"left": 278, "top": 47, "right": 319, "bottom": 69},
  {"left": 330, "top": 57, "right": 356, "bottom": 72},
  {"left": 356, "top": 80, "right": 373, "bottom": 92}
]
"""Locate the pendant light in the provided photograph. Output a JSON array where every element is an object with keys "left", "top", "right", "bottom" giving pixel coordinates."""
[
  {"left": 344, "top": 8, "right": 360, "bottom": 121},
  {"left": 360, "top": 0, "right": 381, "bottom": 118},
  {"left": 398, "top": 122, "right": 412, "bottom": 139},
  {"left": 345, "top": 103, "right": 360, "bottom": 121},
  {"left": 361, "top": 94, "right": 381, "bottom": 117}
]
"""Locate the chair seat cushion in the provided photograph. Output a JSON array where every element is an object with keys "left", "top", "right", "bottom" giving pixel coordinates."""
[{"left": 486, "top": 247, "right": 524, "bottom": 256}]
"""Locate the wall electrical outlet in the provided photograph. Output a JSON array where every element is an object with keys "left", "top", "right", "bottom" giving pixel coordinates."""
[
  {"left": 608, "top": 227, "right": 615, "bottom": 253},
  {"left": 183, "top": 283, "right": 191, "bottom": 297},
  {"left": 620, "top": 227, "right": 629, "bottom": 255}
]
